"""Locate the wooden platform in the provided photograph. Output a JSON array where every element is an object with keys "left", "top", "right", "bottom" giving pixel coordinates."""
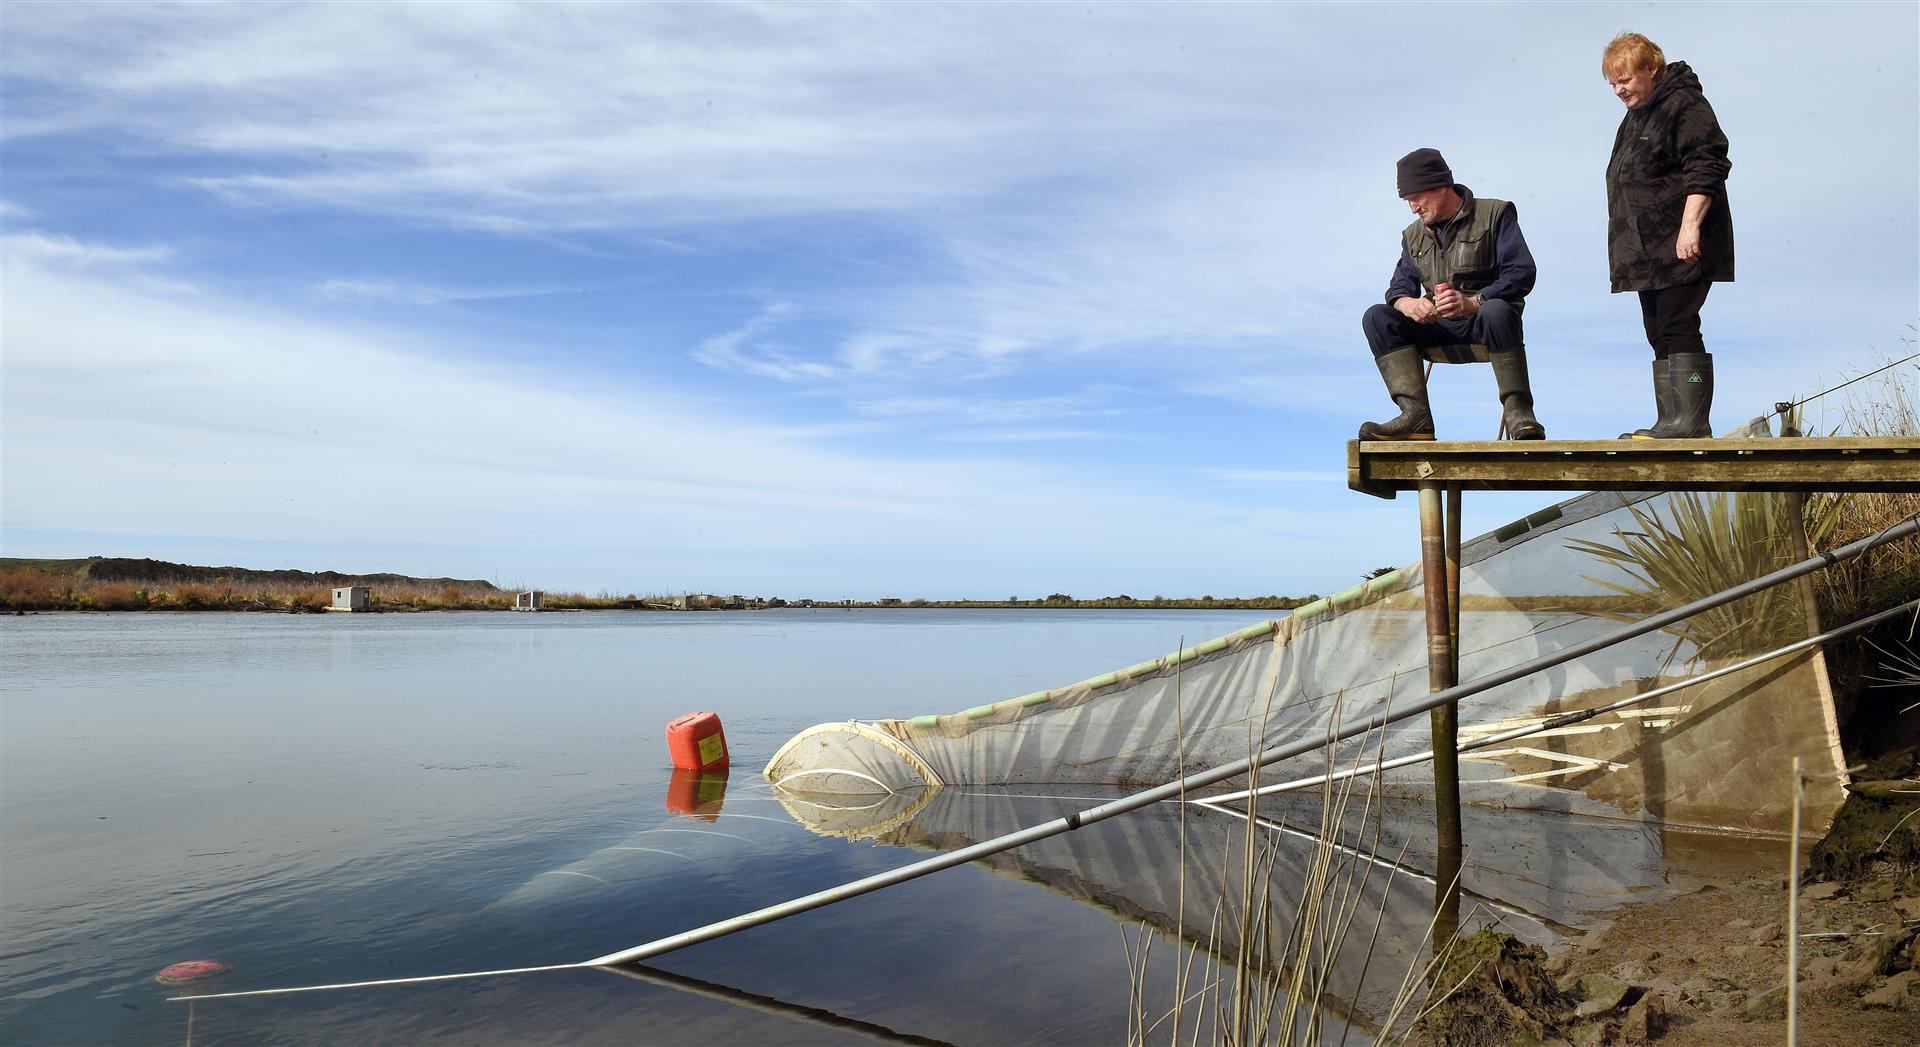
[{"left": 1348, "top": 437, "right": 1920, "bottom": 499}]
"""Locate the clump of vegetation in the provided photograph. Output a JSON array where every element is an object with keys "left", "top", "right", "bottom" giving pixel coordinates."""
[
  {"left": 1413, "top": 931, "right": 1569, "bottom": 1047},
  {"left": 1805, "top": 749, "right": 1920, "bottom": 885}
]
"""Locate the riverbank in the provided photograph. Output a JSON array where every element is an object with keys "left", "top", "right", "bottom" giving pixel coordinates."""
[
  {"left": 1548, "top": 864, "right": 1920, "bottom": 1045},
  {"left": 1415, "top": 751, "right": 1920, "bottom": 1045},
  {"left": 0, "top": 560, "right": 1317, "bottom": 614}
]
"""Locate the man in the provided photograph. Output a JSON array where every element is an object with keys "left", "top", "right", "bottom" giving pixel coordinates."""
[{"left": 1359, "top": 148, "right": 1544, "bottom": 441}]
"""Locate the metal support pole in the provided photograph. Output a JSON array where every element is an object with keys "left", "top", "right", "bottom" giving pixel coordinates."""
[{"left": 1419, "top": 481, "right": 1462, "bottom": 939}]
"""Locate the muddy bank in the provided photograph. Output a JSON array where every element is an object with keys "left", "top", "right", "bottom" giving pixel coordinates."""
[
  {"left": 1545, "top": 872, "right": 1920, "bottom": 1045},
  {"left": 1417, "top": 762, "right": 1920, "bottom": 1045}
]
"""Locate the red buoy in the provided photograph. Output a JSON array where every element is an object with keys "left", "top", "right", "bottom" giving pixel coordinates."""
[
  {"left": 666, "top": 711, "right": 729, "bottom": 772},
  {"left": 156, "top": 960, "right": 232, "bottom": 986}
]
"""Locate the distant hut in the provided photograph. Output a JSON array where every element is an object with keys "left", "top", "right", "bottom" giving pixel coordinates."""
[
  {"left": 514, "top": 590, "right": 545, "bottom": 612},
  {"left": 329, "top": 586, "right": 370, "bottom": 612}
]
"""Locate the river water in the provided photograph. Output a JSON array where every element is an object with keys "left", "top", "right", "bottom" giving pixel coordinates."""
[{"left": 1, "top": 609, "right": 1711, "bottom": 1045}]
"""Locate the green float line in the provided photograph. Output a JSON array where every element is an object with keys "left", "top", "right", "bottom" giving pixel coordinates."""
[
  {"left": 1234, "top": 622, "right": 1272, "bottom": 641},
  {"left": 964, "top": 705, "right": 997, "bottom": 720},
  {"left": 1493, "top": 518, "right": 1529, "bottom": 543},
  {"left": 1018, "top": 692, "right": 1052, "bottom": 707},
  {"left": 1291, "top": 599, "right": 1329, "bottom": 619},
  {"left": 1084, "top": 672, "right": 1117, "bottom": 690},
  {"left": 1367, "top": 569, "right": 1403, "bottom": 592},
  {"left": 1329, "top": 584, "right": 1364, "bottom": 607},
  {"left": 1196, "top": 637, "right": 1229, "bottom": 655},
  {"left": 910, "top": 715, "right": 940, "bottom": 729},
  {"left": 1122, "top": 659, "right": 1161, "bottom": 678},
  {"left": 1526, "top": 505, "right": 1564, "bottom": 527}
]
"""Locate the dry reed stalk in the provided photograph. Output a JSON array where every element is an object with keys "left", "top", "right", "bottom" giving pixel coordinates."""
[{"left": 1126, "top": 678, "right": 1427, "bottom": 1046}]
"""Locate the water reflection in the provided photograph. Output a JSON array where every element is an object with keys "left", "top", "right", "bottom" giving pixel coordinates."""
[
  {"left": 666, "top": 768, "right": 733, "bottom": 821},
  {"left": 777, "top": 784, "right": 1678, "bottom": 1031},
  {"left": 603, "top": 965, "right": 956, "bottom": 1046}
]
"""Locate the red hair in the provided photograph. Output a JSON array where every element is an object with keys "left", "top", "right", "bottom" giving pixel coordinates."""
[{"left": 1602, "top": 32, "right": 1665, "bottom": 78}]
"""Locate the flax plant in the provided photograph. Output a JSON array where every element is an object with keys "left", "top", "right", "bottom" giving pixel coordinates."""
[{"left": 1565, "top": 489, "right": 1840, "bottom": 664}]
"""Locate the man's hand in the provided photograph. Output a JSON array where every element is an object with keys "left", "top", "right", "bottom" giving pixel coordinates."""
[
  {"left": 1432, "top": 286, "right": 1480, "bottom": 319},
  {"left": 1394, "top": 295, "right": 1439, "bottom": 324}
]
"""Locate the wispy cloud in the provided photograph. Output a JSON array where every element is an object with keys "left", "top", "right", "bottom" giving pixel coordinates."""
[
  {"left": 854, "top": 393, "right": 1132, "bottom": 426},
  {"left": 316, "top": 277, "right": 589, "bottom": 307},
  {"left": 934, "top": 428, "right": 1140, "bottom": 445},
  {"left": 691, "top": 303, "right": 837, "bottom": 382},
  {"left": 0, "top": 231, "right": 195, "bottom": 297},
  {"left": 3, "top": 231, "right": 172, "bottom": 269},
  {"left": 1201, "top": 468, "right": 1348, "bottom": 488}
]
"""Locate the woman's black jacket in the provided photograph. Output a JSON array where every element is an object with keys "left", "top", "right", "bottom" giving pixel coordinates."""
[{"left": 1605, "top": 61, "right": 1735, "bottom": 292}]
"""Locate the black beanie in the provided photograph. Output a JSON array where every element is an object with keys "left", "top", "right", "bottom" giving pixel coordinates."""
[{"left": 1396, "top": 148, "right": 1453, "bottom": 197}]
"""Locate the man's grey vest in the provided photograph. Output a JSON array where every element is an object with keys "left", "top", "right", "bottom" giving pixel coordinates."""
[{"left": 1401, "top": 195, "right": 1521, "bottom": 314}]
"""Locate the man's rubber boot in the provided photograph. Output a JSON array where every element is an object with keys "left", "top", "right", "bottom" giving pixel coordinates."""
[
  {"left": 1489, "top": 348, "right": 1546, "bottom": 440},
  {"left": 1640, "top": 351, "right": 1713, "bottom": 439},
  {"left": 1621, "top": 359, "right": 1676, "bottom": 439},
  {"left": 1358, "top": 347, "right": 1435, "bottom": 441}
]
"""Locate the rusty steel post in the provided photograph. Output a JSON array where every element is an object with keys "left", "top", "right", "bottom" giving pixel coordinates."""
[
  {"left": 1420, "top": 480, "right": 1462, "bottom": 939},
  {"left": 1447, "top": 484, "right": 1462, "bottom": 675}
]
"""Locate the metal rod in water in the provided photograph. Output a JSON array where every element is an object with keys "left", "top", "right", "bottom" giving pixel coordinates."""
[
  {"left": 173, "top": 514, "right": 1920, "bottom": 1003},
  {"left": 1205, "top": 596, "right": 1920, "bottom": 806}
]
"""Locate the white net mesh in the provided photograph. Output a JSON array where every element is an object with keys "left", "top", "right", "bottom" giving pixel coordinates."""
[{"left": 767, "top": 467, "right": 1847, "bottom": 835}]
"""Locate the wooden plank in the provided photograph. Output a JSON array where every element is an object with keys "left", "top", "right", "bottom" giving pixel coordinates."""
[{"left": 1348, "top": 437, "right": 1920, "bottom": 499}]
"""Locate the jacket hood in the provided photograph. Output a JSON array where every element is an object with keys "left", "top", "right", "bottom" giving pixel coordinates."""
[{"left": 1650, "top": 61, "right": 1702, "bottom": 106}]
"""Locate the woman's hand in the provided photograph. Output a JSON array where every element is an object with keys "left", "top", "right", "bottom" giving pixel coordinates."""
[
  {"left": 1676, "top": 225, "right": 1702, "bottom": 263},
  {"left": 1676, "top": 193, "right": 1711, "bottom": 264}
]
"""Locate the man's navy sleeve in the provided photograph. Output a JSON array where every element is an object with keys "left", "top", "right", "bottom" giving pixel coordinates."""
[
  {"left": 1384, "top": 247, "right": 1421, "bottom": 305},
  {"left": 1476, "top": 205, "right": 1537, "bottom": 304}
]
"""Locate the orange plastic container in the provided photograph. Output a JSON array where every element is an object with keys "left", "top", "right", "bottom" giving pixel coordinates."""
[
  {"left": 665, "top": 767, "right": 729, "bottom": 820},
  {"left": 666, "top": 711, "right": 729, "bottom": 772}
]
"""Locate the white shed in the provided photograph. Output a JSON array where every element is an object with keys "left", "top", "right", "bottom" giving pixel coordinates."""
[
  {"left": 514, "top": 590, "right": 545, "bottom": 611},
  {"left": 329, "top": 586, "right": 370, "bottom": 612}
]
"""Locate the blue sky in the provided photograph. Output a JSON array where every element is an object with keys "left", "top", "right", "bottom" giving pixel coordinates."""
[{"left": 2, "top": 2, "right": 1915, "bottom": 600}]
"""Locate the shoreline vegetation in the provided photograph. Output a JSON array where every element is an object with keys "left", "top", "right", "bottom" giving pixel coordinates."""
[{"left": 0, "top": 557, "right": 1320, "bottom": 614}]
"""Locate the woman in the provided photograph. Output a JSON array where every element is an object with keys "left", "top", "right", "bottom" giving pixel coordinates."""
[{"left": 1603, "top": 32, "right": 1734, "bottom": 439}]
